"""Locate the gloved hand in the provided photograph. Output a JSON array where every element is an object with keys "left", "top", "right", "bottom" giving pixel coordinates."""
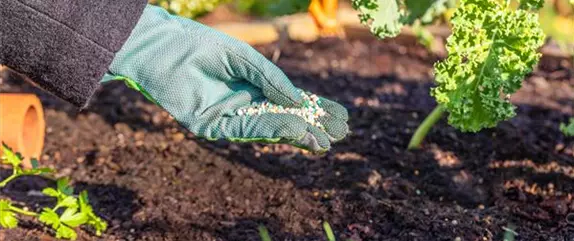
[{"left": 101, "top": 5, "right": 349, "bottom": 152}]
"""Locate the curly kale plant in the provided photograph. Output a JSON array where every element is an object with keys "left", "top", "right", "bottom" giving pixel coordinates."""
[
  {"left": 407, "top": 0, "right": 546, "bottom": 149},
  {"left": 352, "top": 0, "right": 455, "bottom": 39},
  {"left": 432, "top": 0, "right": 545, "bottom": 131},
  {"left": 352, "top": 0, "right": 404, "bottom": 39}
]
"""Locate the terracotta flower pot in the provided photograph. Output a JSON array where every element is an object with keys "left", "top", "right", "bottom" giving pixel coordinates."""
[{"left": 0, "top": 93, "right": 45, "bottom": 168}]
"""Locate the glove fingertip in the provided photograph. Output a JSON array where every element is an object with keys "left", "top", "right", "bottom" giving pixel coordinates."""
[
  {"left": 294, "top": 126, "right": 331, "bottom": 152},
  {"left": 318, "top": 97, "right": 349, "bottom": 121},
  {"left": 320, "top": 120, "right": 350, "bottom": 142}
]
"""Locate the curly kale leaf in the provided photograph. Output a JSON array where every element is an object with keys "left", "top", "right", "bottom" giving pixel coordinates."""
[
  {"left": 352, "top": 0, "right": 454, "bottom": 39},
  {"left": 431, "top": 0, "right": 545, "bottom": 132},
  {"left": 519, "top": 0, "right": 544, "bottom": 10},
  {"left": 405, "top": 0, "right": 455, "bottom": 24},
  {"left": 352, "top": 0, "right": 404, "bottom": 39}
]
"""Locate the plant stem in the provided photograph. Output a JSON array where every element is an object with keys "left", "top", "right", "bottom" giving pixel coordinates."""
[
  {"left": 10, "top": 206, "right": 37, "bottom": 216},
  {"left": 0, "top": 174, "right": 20, "bottom": 188},
  {"left": 407, "top": 105, "right": 445, "bottom": 150},
  {"left": 53, "top": 204, "right": 63, "bottom": 211}
]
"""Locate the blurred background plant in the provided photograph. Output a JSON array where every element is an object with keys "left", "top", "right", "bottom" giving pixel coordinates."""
[
  {"left": 148, "top": 0, "right": 311, "bottom": 18},
  {"left": 147, "top": 0, "right": 572, "bottom": 54},
  {"left": 148, "top": 0, "right": 231, "bottom": 18},
  {"left": 539, "top": 0, "right": 574, "bottom": 53},
  {"left": 233, "top": 0, "right": 311, "bottom": 17}
]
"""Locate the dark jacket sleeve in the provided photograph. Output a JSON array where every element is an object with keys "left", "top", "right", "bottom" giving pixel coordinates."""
[{"left": 0, "top": 0, "right": 148, "bottom": 108}]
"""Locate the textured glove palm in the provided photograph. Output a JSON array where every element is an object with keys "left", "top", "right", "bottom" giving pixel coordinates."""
[{"left": 102, "top": 5, "right": 349, "bottom": 152}]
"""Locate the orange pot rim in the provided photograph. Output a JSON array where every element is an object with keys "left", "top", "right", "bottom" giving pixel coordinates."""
[{"left": 0, "top": 93, "right": 45, "bottom": 168}]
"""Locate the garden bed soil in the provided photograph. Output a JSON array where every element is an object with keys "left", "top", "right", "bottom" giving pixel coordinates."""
[{"left": 1, "top": 34, "right": 574, "bottom": 241}]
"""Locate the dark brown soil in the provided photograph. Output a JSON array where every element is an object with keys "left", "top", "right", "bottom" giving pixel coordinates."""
[{"left": 1, "top": 33, "right": 574, "bottom": 241}]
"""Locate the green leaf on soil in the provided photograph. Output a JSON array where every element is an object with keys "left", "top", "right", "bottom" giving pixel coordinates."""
[
  {"left": 60, "top": 207, "right": 88, "bottom": 228},
  {"left": 57, "top": 178, "right": 74, "bottom": 196},
  {"left": 1, "top": 143, "right": 22, "bottom": 167},
  {"left": 42, "top": 188, "right": 59, "bottom": 197},
  {"left": 0, "top": 200, "right": 18, "bottom": 228},
  {"left": 39, "top": 208, "right": 61, "bottom": 230}
]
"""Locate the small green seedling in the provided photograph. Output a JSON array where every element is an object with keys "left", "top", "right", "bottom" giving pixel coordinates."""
[
  {"left": 78, "top": 191, "right": 108, "bottom": 236},
  {"left": 502, "top": 224, "right": 518, "bottom": 241},
  {"left": 39, "top": 186, "right": 107, "bottom": 239},
  {"left": 258, "top": 225, "right": 272, "bottom": 241},
  {"left": 42, "top": 177, "right": 75, "bottom": 204},
  {"left": 0, "top": 199, "right": 37, "bottom": 228},
  {"left": 0, "top": 200, "right": 19, "bottom": 229},
  {"left": 258, "top": 221, "right": 351, "bottom": 241},
  {"left": 560, "top": 118, "right": 574, "bottom": 136},
  {"left": 322, "top": 221, "right": 336, "bottom": 241},
  {"left": 0, "top": 143, "right": 107, "bottom": 240},
  {"left": 0, "top": 143, "right": 54, "bottom": 187},
  {"left": 39, "top": 205, "right": 87, "bottom": 240}
]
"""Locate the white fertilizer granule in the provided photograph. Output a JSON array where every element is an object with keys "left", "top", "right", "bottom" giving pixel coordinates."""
[{"left": 236, "top": 92, "right": 327, "bottom": 130}]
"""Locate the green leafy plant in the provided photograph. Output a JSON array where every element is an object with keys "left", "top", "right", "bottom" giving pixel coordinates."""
[
  {"left": 0, "top": 143, "right": 107, "bottom": 240},
  {"left": 352, "top": 0, "right": 404, "bottom": 39},
  {"left": 78, "top": 191, "right": 108, "bottom": 236},
  {"left": 351, "top": 0, "right": 546, "bottom": 148},
  {"left": 322, "top": 221, "right": 336, "bottom": 241},
  {"left": 149, "top": 0, "right": 231, "bottom": 18},
  {"left": 560, "top": 118, "right": 574, "bottom": 136},
  {"left": 42, "top": 177, "right": 75, "bottom": 203},
  {"left": 39, "top": 183, "right": 107, "bottom": 239},
  {"left": 0, "top": 144, "right": 53, "bottom": 187},
  {"left": 403, "top": 0, "right": 546, "bottom": 149},
  {"left": 149, "top": 0, "right": 313, "bottom": 21},
  {"left": 503, "top": 223, "right": 518, "bottom": 241},
  {"left": 0, "top": 199, "right": 37, "bottom": 229},
  {"left": 258, "top": 221, "right": 349, "bottom": 241},
  {"left": 352, "top": 0, "right": 455, "bottom": 39},
  {"left": 38, "top": 206, "right": 87, "bottom": 240},
  {"left": 258, "top": 225, "right": 272, "bottom": 241},
  {"left": 36, "top": 190, "right": 107, "bottom": 239},
  {"left": 353, "top": 0, "right": 572, "bottom": 144}
]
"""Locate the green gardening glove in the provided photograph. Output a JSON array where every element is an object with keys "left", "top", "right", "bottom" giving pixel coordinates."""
[{"left": 101, "top": 5, "right": 349, "bottom": 152}]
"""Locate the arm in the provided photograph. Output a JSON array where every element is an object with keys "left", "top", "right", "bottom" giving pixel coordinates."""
[
  {"left": 0, "top": 0, "right": 147, "bottom": 108},
  {"left": 1, "top": 2, "right": 349, "bottom": 152}
]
